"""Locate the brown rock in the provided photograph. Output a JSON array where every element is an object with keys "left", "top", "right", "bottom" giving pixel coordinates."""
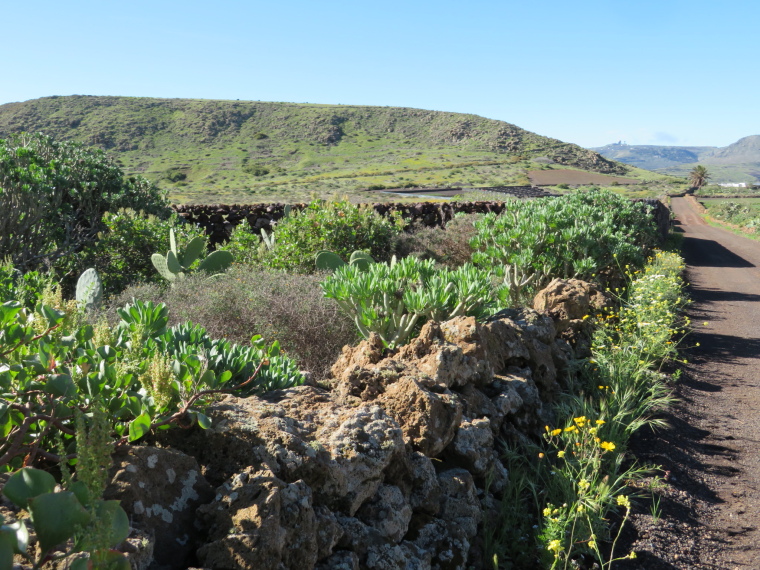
[
  {"left": 197, "top": 469, "right": 318, "bottom": 570},
  {"left": 377, "top": 377, "right": 462, "bottom": 457},
  {"left": 533, "top": 278, "right": 613, "bottom": 331}
]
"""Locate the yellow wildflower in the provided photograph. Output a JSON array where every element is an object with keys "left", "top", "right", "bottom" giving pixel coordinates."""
[
  {"left": 616, "top": 495, "right": 630, "bottom": 508},
  {"left": 600, "top": 441, "right": 616, "bottom": 452},
  {"left": 557, "top": 450, "right": 565, "bottom": 458}
]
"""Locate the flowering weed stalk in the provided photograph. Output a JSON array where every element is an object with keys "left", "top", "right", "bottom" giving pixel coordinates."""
[{"left": 494, "top": 253, "right": 688, "bottom": 570}]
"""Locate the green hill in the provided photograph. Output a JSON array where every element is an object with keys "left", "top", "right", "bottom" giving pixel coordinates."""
[{"left": 0, "top": 95, "right": 669, "bottom": 203}]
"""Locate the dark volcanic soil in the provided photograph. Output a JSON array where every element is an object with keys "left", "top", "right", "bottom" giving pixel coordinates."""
[{"left": 615, "top": 197, "right": 760, "bottom": 569}]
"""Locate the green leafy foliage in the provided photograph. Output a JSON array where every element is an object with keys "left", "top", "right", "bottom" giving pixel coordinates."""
[
  {"left": 0, "top": 132, "right": 170, "bottom": 271},
  {"left": 0, "top": 259, "right": 54, "bottom": 308},
  {"left": 470, "top": 189, "right": 658, "bottom": 305},
  {"left": 1, "top": 463, "right": 130, "bottom": 569},
  {"left": 321, "top": 257, "right": 496, "bottom": 348},
  {"left": 264, "top": 199, "right": 404, "bottom": 273},
  {"left": 55, "top": 209, "right": 205, "bottom": 297},
  {"left": 0, "top": 296, "right": 302, "bottom": 472}
]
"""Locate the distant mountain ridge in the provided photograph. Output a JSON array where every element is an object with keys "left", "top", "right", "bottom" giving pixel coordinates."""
[
  {"left": 0, "top": 95, "right": 644, "bottom": 203},
  {"left": 592, "top": 136, "right": 760, "bottom": 183}
]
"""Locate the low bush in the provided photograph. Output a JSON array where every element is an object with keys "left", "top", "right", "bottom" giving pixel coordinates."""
[
  {"left": 0, "top": 133, "right": 169, "bottom": 271},
  {"left": 224, "top": 219, "right": 266, "bottom": 266},
  {"left": 0, "top": 296, "right": 302, "bottom": 475},
  {"left": 392, "top": 214, "right": 479, "bottom": 268},
  {"left": 321, "top": 256, "right": 497, "bottom": 348},
  {"left": 109, "top": 264, "right": 358, "bottom": 380},
  {"left": 263, "top": 199, "right": 404, "bottom": 273},
  {"left": 471, "top": 189, "right": 658, "bottom": 305},
  {"left": 0, "top": 258, "right": 55, "bottom": 308},
  {"left": 60, "top": 209, "right": 206, "bottom": 297}
]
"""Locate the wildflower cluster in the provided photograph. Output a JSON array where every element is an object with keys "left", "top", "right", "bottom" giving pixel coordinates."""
[
  {"left": 534, "top": 250, "right": 686, "bottom": 569},
  {"left": 539, "top": 416, "right": 632, "bottom": 568}
]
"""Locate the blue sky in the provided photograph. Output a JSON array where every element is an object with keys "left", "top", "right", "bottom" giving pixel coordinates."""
[{"left": 2, "top": 0, "right": 758, "bottom": 148}]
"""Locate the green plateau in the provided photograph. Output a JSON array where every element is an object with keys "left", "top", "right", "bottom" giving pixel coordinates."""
[{"left": 0, "top": 95, "right": 679, "bottom": 203}]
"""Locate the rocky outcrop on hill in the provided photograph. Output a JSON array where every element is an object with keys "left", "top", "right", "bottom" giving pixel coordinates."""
[{"left": 97, "top": 284, "right": 606, "bottom": 569}]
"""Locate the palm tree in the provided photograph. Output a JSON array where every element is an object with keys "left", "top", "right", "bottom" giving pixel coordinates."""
[{"left": 688, "top": 165, "right": 710, "bottom": 190}]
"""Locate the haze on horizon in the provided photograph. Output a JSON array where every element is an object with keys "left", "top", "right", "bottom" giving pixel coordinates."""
[{"left": 3, "top": 0, "right": 758, "bottom": 150}]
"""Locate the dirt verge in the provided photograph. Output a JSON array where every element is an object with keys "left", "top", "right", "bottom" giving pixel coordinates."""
[{"left": 616, "top": 197, "right": 760, "bottom": 569}]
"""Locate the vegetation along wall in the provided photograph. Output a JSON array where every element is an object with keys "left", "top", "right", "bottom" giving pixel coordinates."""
[{"left": 173, "top": 198, "right": 671, "bottom": 246}]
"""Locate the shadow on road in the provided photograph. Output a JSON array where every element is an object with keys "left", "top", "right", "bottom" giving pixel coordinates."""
[
  {"left": 682, "top": 237, "right": 755, "bottom": 268},
  {"left": 688, "top": 331, "right": 760, "bottom": 366},
  {"left": 691, "top": 288, "right": 760, "bottom": 304}
]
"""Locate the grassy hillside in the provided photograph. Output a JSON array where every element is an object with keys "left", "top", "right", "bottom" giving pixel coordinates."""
[{"left": 0, "top": 96, "right": 676, "bottom": 203}]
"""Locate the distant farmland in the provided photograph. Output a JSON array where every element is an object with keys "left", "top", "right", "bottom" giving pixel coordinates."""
[{"left": 528, "top": 169, "right": 640, "bottom": 186}]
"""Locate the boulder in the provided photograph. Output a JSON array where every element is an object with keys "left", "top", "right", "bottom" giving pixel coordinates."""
[
  {"left": 104, "top": 446, "right": 214, "bottom": 569},
  {"left": 533, "top": 277, "right": 612, "bottom": 333},
  {"left": 197, "top": 469, "right": 318, "bottom": 570},
  {"left": 376, "top": 377, "right": 462, "bottom": 457}
]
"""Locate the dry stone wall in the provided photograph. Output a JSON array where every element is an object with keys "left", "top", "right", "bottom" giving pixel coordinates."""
[
  {"left": 172, "top": 198, "right": 670, "bottom": 247},
  {"left": 172, "top": 201, "right": 508, "bottom": 247},
  {"left": 99, "top": 280, "right": 608, "bottom": 570}
]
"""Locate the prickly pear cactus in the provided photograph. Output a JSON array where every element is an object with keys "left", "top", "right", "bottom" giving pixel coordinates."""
[
  {"left": 315, "top": 251, "right": 346, "bottom": 271},
  {"left": 198, "top": 250, "right": 234, "bottom": 273},
  {"left": 151, "top": 253, "right": 178, "bottom": 282},
  {"left": 76, "top": 268, "right": 103, "bottom": 311},
  {"left": 152, "top": 230, "right": 234, "bottom": 284}
]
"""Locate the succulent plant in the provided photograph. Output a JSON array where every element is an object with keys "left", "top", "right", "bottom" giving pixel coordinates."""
[
  {"left": 151, "top": 229, "right": 233, "bottom": 283},
  {"left": 315, "top": 250, "right": 375, "bottom": 272},
  {"left": 75, "top": 268, "right": 103, "bottom": 312}
]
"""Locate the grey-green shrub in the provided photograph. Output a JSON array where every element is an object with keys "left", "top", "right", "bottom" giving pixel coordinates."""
[
  {"left": 108, "top": 265, "right": 358, "bottom": 380},
  {"left": 471, "top": 189, "right": 657, "bottom": 304}
]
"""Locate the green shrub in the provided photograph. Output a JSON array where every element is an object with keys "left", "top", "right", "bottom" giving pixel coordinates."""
[
  {"left": 224, "top": 219, "right": 265, "bottom": 266},
  {"left": 164, "top": 168, "right": 187, "bottom": 182},
  {"left": 264, "top": 199, "right": 404, "bottom": 273},
  {"left": 0, "top": 133, "right": 170, "bottom": 271},
  {"left": 0, "top": 258, "right": 55, "bottom": 308},
  {"left": 243, "top": 163, "right": 270, "bottom": 176},
  {"left": 0, "top": 295, "right": 302, "bottom": 473},
  {"left": 61, "top": 209, "right": 206, "bottom": 297},
  {"left": 471, "top": 189, "right": 658, "bottom": 304}
]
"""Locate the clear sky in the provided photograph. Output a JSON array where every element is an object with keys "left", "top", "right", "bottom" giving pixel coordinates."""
[{"left": 2, "top": 0, "right": 758, "bottom": 148}]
